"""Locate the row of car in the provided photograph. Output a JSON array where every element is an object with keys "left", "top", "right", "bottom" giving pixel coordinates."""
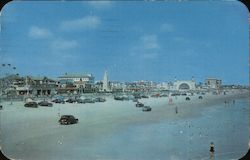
[
  {"left": 135, "top": 101, "right": 152, "bottom": 112},
  {"left": 53, "top": 97, "right": 106, "bottom": 104},
  {"left": 24, "top": 101, "right": 53, "bottom": 108}
]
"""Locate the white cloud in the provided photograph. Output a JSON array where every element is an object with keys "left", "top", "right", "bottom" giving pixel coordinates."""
[
  {"left": 160, "top": 23, "right": 175, "bottom": 32},
  {"left": 28, "top": 26, "right": 52, "bottom": 39},
  {"left": 60, "top": 15, "right": 101, "bottom": 31},
  {"left": 88, "top": 1, "right": 113, "bottom": 9},
  {"left": 51, "top": 39, "right": 79, "bottom": 51},
  {"left": 130, "top": 34, "right": 160, "bottom": 59},
  {"left": 141, "top": 34, "right": 160, "bottom": 50}
]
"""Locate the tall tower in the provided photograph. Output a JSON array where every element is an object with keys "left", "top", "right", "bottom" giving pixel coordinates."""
[{"left": 102, "top": 71, "right": 110, "bottom": 92}]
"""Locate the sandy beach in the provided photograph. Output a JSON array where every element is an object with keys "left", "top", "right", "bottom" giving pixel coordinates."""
[{"left": 0, "top": 89, "right": 249, "bottom": 160}]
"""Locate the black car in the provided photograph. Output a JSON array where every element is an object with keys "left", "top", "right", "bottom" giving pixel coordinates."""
[
  {"left": 66, "top": 98, "right": 77, "bottom": 103},
  {"left": 136, "top": 102, "right": 144, "bottom": 107},
  {"left": 0, "top": 105, "right": 2, "bottom": 110},
  {"left": 76, "top": 98, "right": 85, "bottom": 103},
  {"left": 24, "top": 102, "right": 38, "bottom": 108},
  {"left": 141, "top": 95, "right": 149, "bottom": 98},
  {"left": 114, "top": 96, "right": 124, "bottom": 101},
  {"left": 198, "top": 96, "right": 203, "bottom": 99},
  {"left": 52, "top": 99, "right": 65, "bottom": 104},
  {"left": 59, "top": 115, "right": 78, "bottom": 125},
  {"left": 186, "top": 97, "right": 190, "bottom": 101},
  {"left": 38, "top": 101, "right": 53, "bottom": 107},
  {"left": 142, "top": 106, "right": 152, "bottom": 112}
]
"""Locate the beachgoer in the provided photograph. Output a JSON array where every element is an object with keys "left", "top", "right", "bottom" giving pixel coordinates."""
[
  {"left": 210, "top": 142, "right": 215, "bottom": 159},
  {"left": 175, "top": 106, "right": 178, "bottom": 114}
]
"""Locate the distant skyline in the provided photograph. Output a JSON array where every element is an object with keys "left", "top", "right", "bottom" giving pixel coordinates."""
[{"left": 0, "top": 1, "right": 249, "bottom": 84}]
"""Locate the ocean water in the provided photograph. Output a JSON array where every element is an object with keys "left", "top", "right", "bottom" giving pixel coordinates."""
[{"left": 1, "top": 97, "right": 249, "bottom": 160}]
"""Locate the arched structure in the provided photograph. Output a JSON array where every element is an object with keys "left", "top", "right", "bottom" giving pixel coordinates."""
[
  {"left": 173, "top": 80, "right": 196, "bottom": 91},
  {"left": 179, "top": 83, "right": 190, "bottom": 90}
]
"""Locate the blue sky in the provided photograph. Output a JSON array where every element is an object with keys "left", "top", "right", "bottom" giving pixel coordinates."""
[{"left": 0, "top": 1, "right": 249, "bottom": 84}]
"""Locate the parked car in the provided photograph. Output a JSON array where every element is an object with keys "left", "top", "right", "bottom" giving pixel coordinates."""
[
  {"left": 142, "top": 106, "right": 152, "bottom": 112},
  {"left": 59, "top": 115, "right": 78, "bottom": 125},
  {"left": 66, "top": 98, "right": 77, "bottom": 103},
  {"left": 38, "top": 101, "right": 53, "bottom": 107},
  {"left": 83, "top": 98, "right": 95, "bottom": 103},
  {"left": 151, "top": 94, "right": 160, "bottom": 98},
  {"left": 133, "top": 98, "right": 138, "bottom": 102},
  {"left": 160, "top": 94, "right": 168, "bottom": 97},
  {"left": 198, "top": 96, "right": 203, "bottom": 99},
  {"left": 136, "top": 102, "right": 144, "bottom": 107},
  {"left": 94, "top": 97, "right": 106, "bottom": 102},
  {"left": 76, "top": 98, "right": 85, "bottom": 103},
  {"left": 52, "top": 99, "right": 65, "bottom": 104},
  {"left": 0, "top": 105, "right": 2, "bottom": 110},
  {"left": 186, "top": 97, "right": 190, "bottom": 101},
  {"left": 114, "top": 96, "right": 124, "bottom": 101},
  {"left": 141, "top": 95, "right": 149, "bottom": 98},
  {"left": 24, "top": 102, "right": 38, "bottom": 108},
  {"left": 133, "top": 93, "right": 141, "bottom": 99}
]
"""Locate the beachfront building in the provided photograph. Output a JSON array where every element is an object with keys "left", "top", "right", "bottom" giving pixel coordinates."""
[
  {"left": 157, "top": 82, "right": 174, "bottom": 90},
  {"left": 57, "top": 73, "right": 96, "bottom": 94},
  {"left": 172, "top": 80, "right": 196, "bottom": 91},
  {"left": 2, "top": 75, "right": 58, "bottom": 97},
  {"left": 25, "top": 76, "right": 57, "bottom": 96},
  {"left": 205, "top": 78, "right": 222, "bottom": 89},
  {"left": 110, "top": 81, "right": 124, "bottom": 92},
  {"left": 124, "top": 80, "right": 156, "bottom": 92}
]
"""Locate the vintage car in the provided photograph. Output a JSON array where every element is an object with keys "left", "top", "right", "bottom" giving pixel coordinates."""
[
  {"left": 52, "top": 98, "right": 65, "bottom": 104},
  {"left": 76, "top": 98, "right": 85, "bottom": 103},
  {"left": 186, "top": 97, "right": 191, "bottom": 101},
  {"left": 142, "top": 106, "right": 152, "bottom": 112},
  {"left": 59, "top": 115, "right": 78, "bottom": 125},
  {"left": 83, "top": 98, "right": 95, "bottom": 103},
  {"left": 114, "top": 96, "right": 124, "bottom": 101},
  {"left": 38, "top": 101, "right": 53, "bottom": 107},
  {"left": 94, "top": 97, "right": 106, "bottom": 102},
  {"left": 24, "top": 101, "right": 38, "bottom": 108},
  {"left": 66, "top": 98, "right": 77, "bottom": 103},
  {"left": 198, "top": 96, "right": 203, "bottom": 99},
  {"left": 136, "top": 102, "right": 144, "bottom": 107},
  {"left": 141, "top": 95, "right": 149, "bottom": 98}
]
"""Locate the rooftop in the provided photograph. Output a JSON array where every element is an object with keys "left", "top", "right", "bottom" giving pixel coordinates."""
[{"left": 58, "top": 73, "right": 94, "bottom": 79}]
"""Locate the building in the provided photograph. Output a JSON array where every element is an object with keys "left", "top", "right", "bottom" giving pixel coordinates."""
[
  {"left": 172, "top": 80, "right": 196, "bottom": 91},
  {"left": 57, "top": 73, "right": 95, "bottom": 94},
  {"left": 58, "top": 73, "right": 94, "bottom": 84},
  {"left": 2, "top": 75, "right": 58, "bottom": 97},
  {"left": 205, "top": 78, "right": 222, "bottom": 89}
]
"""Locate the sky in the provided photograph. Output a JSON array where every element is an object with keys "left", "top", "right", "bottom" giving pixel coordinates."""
[{"left": 0, "top": 1, "right": 249, "bottom": 84}]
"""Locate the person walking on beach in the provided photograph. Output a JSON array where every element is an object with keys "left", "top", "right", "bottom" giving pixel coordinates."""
[
  {"left": 168, "top": 96, "right": 173, "bottom": 104},
  {"left": 175, "top": 105, "right": 178, "bottom": 114},
  {"left": 210, "top": 142, "right": 215, "bottom": 160}
]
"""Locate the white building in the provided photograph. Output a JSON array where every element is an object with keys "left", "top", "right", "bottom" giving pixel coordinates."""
[
  {"left": 205, "top": 78, "right": 222, "bottom": 89},
  {"left": 172, "top": 80, "right": 196, "bottom": 91},
  {"left": 58, "top": 73, "right": 94, "bottom": 84}
]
